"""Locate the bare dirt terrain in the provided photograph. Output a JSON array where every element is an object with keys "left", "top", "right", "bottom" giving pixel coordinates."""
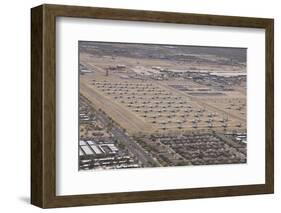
[{"left": 78, "top": 42, "right": 247, "bottom": 170}]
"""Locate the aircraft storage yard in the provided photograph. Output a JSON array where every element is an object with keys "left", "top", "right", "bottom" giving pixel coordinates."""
[{"left": 78, "top": 41, "right": 247, "bottom": 170}]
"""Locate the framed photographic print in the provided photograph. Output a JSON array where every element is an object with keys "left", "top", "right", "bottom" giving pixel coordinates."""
[{"left": 31, "top": 4, "right": 274, "bottom": 208}]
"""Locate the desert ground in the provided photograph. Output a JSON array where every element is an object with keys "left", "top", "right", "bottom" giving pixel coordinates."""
[{"left": 78, "top": 42, "right": 247, "bottom": 170}]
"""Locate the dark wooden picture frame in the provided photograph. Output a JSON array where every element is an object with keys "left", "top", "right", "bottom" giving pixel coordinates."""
[{"left": 31, "top": 4, "right": 274, "bottom": 208}]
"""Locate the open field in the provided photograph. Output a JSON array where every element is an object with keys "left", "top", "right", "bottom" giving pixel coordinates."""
[{"left": 78, "top": 42, "right": 247, "bottom": 170}]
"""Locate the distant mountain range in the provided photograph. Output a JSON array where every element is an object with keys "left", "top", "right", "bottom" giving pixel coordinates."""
[{"left": 79, "top": 41, "right": 247, "bottom": 64}]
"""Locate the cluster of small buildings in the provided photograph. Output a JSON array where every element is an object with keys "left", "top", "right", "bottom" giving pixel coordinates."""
[
  {"left": 234, "top": 133, "right": 247, "bottom": 143},
  {"left": 79, "top": 140, "right": 140, "bottom": 170},
  {"left": 79, "top": 97, "right": 141, "bottom": 170},
  {"left": 135, "top": 133, "right": 247, "bottom": 166},
  {"left": 128, "top": 66, "right": 246, "bottom": 91},
  {"left": 181, "top": 70, "right": 246, "bottom": 91},
  {"left": 79, "top": 63, "right": 93, "bottom": 74},
  {"left": 79, "top": 98, "right": 108, "bottom": 138},
  {"left": 79, "top": 43, "right": 247, "bottom": 169}
]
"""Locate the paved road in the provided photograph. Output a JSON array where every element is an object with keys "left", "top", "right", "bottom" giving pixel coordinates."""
[{"left": 84, "top": 97, "right": 160, "bottom": 167}]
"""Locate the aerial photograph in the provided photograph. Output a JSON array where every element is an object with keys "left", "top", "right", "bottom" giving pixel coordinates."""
[{"left": 78, "top": 41, "right": 247, "bottom": 171}]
